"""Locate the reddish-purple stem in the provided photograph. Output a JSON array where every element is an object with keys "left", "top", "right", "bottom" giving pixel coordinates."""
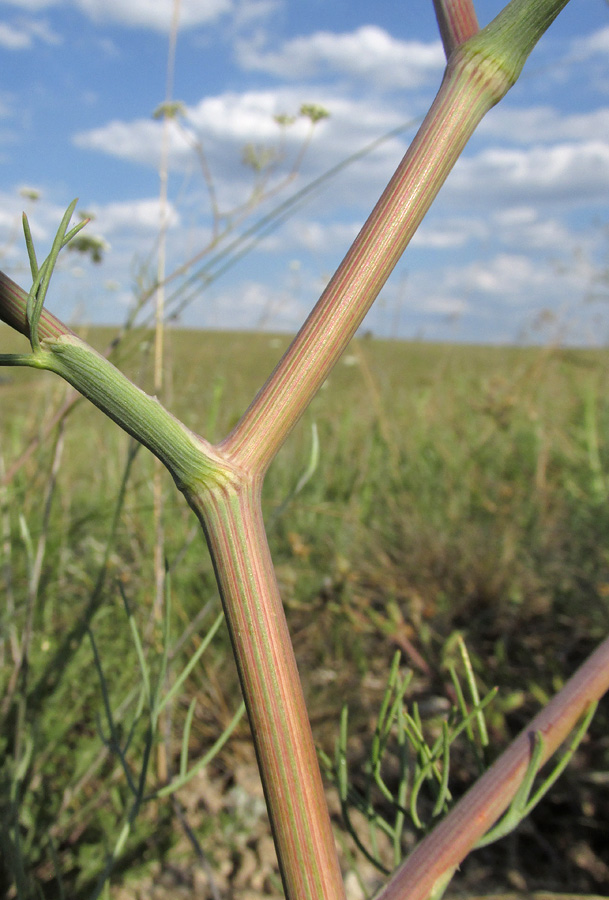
[
  {"left": 376, "top": 634, "right": 609, "bottom": 900},
  {"left": 221, "top": 49, "right": 506, "bottom": 475},
  {"left": 433, "top": 0, "right": 480, "bottom": 57}
]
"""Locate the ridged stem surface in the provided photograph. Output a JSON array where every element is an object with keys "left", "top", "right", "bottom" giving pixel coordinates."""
[
  {"left": 221, "top": 48, "right": 512, "bottom": 474},
  {"left": 433, "top": 0, "right": 480, "bottom": 55},
  {"left": 186, "top": 476, "right": 346, "bottom": 900}
]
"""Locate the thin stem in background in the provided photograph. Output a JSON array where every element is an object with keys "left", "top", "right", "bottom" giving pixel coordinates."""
[
  {"left": 152, "top": 0, "right": 181, "bottom": 787},
  {"left": 159, "top": 117, "right": 420, "bottom": 325},
  {"left": 0, "top": 451, "right": 19, "bottom": 665},
  {"left": 153, "top": 0, "right": 181, "bottom": 614},
  {"left": 2, "top": 422, "right": 65, "bottom": 719}
]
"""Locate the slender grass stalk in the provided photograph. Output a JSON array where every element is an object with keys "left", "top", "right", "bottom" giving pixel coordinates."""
[
  {"left": 2, "top": 424, "right": 65, "bottom": 715},
  {"left": 0, "top": 452, "right": 19, "bottom": 664},
  {"left": 152, "top": 0, "right": 182, "bottom": 791}
]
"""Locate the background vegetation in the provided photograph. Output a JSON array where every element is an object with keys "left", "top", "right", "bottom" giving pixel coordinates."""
[{"left": 1, "top": 322, "right": 608, "bottom": 898}]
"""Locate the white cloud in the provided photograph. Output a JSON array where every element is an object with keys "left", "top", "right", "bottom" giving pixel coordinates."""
[
  {"left": 89, "top": 198, "right": 180, "bottom": 235},
  {"left": 0, "top": 15, "right": 59, "bottom": 47},
  {"left": 393, "top": 246, "right": 597, "bottom": 344},
  {"left": 191, "top": 278, "right": 306, "bottom": 330},
  {"left": 25, "top": 16, "right": 60, "bottom": 40},
  {"left": 571, "top": 25, "right": 609, "bottom": 59},
  {"left": 417, "top": 295, "right": 469, "bottom": 317},
  {"left": 231, "top": 0, "right": 280, "bottom": 28},
  {"left": 481, "top": 105, "right": 609, "bottom": 144},
  {"left": 236, "top": 25, "right": 445, "bottom": 89},
  {"left": 73, "top": 93, "right": 305, "bottom": 169},
  {"left": 76, "top": 0, "right": 233, "bottom": 30},
  {"left": 258, "top": 217, "right": 360, "bottom": 255},
  {"left": 73, "top": 87, "right": 411, "bottom": 217},
  {"left": 1, "top": 0, "right": 233, "bottom": 30},
  {"left": 491, "top": 206, "right": 584, "bottom": 254},
  {"left": 430, "top": 250, "right": 593, "bottom": 312},
  {"left": 460, "top": 254, "right": 547, "bottom": 301},
  {"left": 409, "top": 208, "right": 593, "bottom": 262},
  {"left": 449, "top": 141, "right": 609, "bottom": 206},
  {"left": 0, "top": 22, "right": 31, "bottom": 47},
  {"left": 74, "top": 118, "right": 169, "bottom": 168},
  {"left": 188, "top": 91, "right": 306, "bottom": 142},
  {"left": 411, "top": 217, "right": 487, "bottom": 249},
  {"left": 381, "top": 272, "right": 471, "bottom": 321},
  {"left": 0, "top": 0, "right": 55, "bottom": 9}
]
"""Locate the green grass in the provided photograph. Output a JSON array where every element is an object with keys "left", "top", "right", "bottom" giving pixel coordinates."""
[{"left": 1, "top": 325, "right": 608, "bottom": 897}]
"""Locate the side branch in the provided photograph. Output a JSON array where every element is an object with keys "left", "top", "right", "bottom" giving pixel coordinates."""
[
  {"left": 220, "top": 49, "right": 498, "bottom": 474},
  {"left": 433, "top": 0, "right": 480, "bottom": 56},
  {"left": 375, "top": 633, "right": 609, "bottom": 900},
  {"left": 0, "top": 272, "right": 227, "bottom": 495},
  {"left": 0, "top": 270, "right": 72, "bottom": 343},
  {"left": 221, "top": 0, "right": 569, "bottom": 475}
]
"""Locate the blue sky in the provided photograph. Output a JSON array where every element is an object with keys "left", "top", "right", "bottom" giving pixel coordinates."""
[{"left": 0, "top": 0, "right": 608, "bottom": 344}]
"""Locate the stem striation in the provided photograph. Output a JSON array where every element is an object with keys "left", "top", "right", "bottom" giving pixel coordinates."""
[
  {"left": 13, "top": 331, "right": 226, "bottom": 494},
  {"left": 186, "top": 478, "right": 346, "bottom": 900},
  {"left": 433, "top": 0, "right": 480, "bottom": 57},
  {"left": 0, "top": 270, "right": 70, "bottom": 343}
]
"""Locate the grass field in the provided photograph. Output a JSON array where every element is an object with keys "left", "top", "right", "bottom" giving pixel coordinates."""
[{"left": 1, "top": 324, "right": 608, "bottom": 898}]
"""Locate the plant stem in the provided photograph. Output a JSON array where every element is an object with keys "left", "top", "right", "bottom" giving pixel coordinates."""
[
  {"left": 0, "top": 270, "right": 346, "bottom": 900},
  {"left": 185, "top": 476, "right": 346, "bottom": 900},
  {"left": 433, "top": 0, "right": 480, "bottom": 57},
  {"left": 0, "top": 270, "right": 71, "bottom": 343},
  {"left": 221, "top": 0, "right": 567, "bottom": 475},
  {"left": 221, "top": 53, "right": 486, "bottom": 472},
  {"left": 0, "top": 2, "right": 576, "bottom": 899},
  {"left": 465, "top": 0, "right": 571, "bottom": 86},
  {"left": 374, "top": 632, "right": 609, "bottom": 900}
]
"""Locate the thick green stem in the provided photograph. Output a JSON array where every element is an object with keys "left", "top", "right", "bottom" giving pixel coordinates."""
[
  {"left": 186, "top": 477, "right": 346, "bottom": 900},
  {"left": 15, "top": 332, "right": 224, "bottom": 494},
  {"left": 0, "top": 270, "right": 70, "bottom": 343},
  {"left": 465, "top": 0, "right": 571, "bottom": 86}
]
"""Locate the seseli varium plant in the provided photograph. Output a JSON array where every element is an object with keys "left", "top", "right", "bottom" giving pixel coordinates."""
[{"left": 1, "top": 1, "right": 608, "bottom": 899}]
